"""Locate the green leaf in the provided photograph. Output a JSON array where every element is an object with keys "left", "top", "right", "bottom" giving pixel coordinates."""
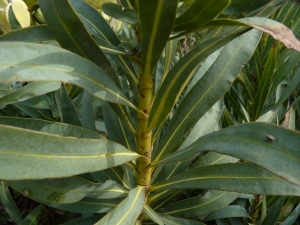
[
  {"left": 223, "top": 0, "right": 272, "bottom": 14},
  {"left": 59, "top": 216, "right": 102, "bottom": 225},
  {"left": 237, "top": 71, "right": 255, "bottom": 102},
  {"left": 150, "top": 163, "right": 300, "bottom": 195},
  {"left": 0, "top": 42, "right": 137, "bottom": 110},
  {"left": 101, "top": 101, "right": 136, "bottom": 152},
  {"left": 47, "top": 197, "right": 120, "bottom": 213},
  {"left": 81, "top": 91, "right": 96, "bottom": 131},
  {"left": 152, "top": 29, "right": 261, "bottom": 162},
  {"left": 0, "top": 124, "right": 139, "bottom": 180},
  {"left": 0, "top": 116, "right": 102, "bottom": 139},
  {"left": 0, "top": 81, "right": 60, "bottom": 106},
  {"left": 22, "top": 205, "right": 46, "bottom": 225},
  {"left": 204, "top": 205, "right": 248, "bottom": 221},
  {"left": 237, "top": 17, "right": 300, "bottom": 53},
  {"left": 8, "top": 178, "right": 128, "bottom": 204},
  {"left": 0, "top": 182, "right": 23, "bottom": 225},
  {"left": 102, "top": 3, "right": 139, "bottom": 25},
  {"left": 60, "top": 84, "right": 81, "bottom": 126},
  {"left": 143, "top": 204, "right": 164, "bottom": 225},
  {"left": 139, "top": 0, "right": 178, "bottom": 78},
  {"left": 262, "top": 197, "right": 283, "bottom": 225},
  {"left": 172, "top": 0, "right": 230, "bottom": 32},
  {"left": 39, "top": 0, "right": 118, "bottom": 84},
  {"left": 281, "top": 203, "right": 300, "bottom": 225},
  {"left": 147, "top": 26, "right": 251, "bottom": 132},
  {"left": 159, "top": 190, "right": 238, "bottom": 218},
  {"left": 95, "top": 186, "right": 145, "bottom": 225},
  {"left": 190, "top": 152, "right": 239, "bottom": 169},
  {"left": 272, "top": 68, "right": 300, "bottom": 111},
  {"left": 158, "top": 214, "right": 205, "bottom": 225},
  {"left": 152, "top": 122, "right": 300, "bottom": 186},
  {"left": 252, "top": 42, "right": 277, "bottom": 120},
  {"left": 69, "top": 0, "right": 138, "bottom": 83},
  {"left": 270, "top": 51, "right": 300, "bottom": 96},
  {"left": 11, "top": 0, "right": 30, "bottom": 28}
]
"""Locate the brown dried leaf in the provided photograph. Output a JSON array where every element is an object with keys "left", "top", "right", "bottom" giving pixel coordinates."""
[{"left": 238, "top": 17, "right": 300, "bottom": 52}]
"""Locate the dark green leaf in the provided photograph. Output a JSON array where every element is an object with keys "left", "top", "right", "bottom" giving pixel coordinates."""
[
  {"left": 8, "top": 178, "right": 127, "bottom": 204},
  {"left": 159, "top": 191, "right": 238, "bottom": 218},
  {"left": 204, "top": 205, "right": 248, "bottom": 221},
  {"left": 102, "top": 3, "right": 139, "bottom": 25},
  {"left": 173, "top": 0, "right": 230, "bottom": 32},
  {"left": 152, "top": 122, "right": 300, "bottom": 186},
  {"left": 147, "top": 26, "right": 251, "bottom": 132},
  {"left": 0, "top": 42, "right": 137, "bottom": 110},
  {"left": 60, "top": 84, "right": 81, "bottom": 126},
  {"left": 95, "top": 186, "right": 145, "bottom": 225},
  {"left": 39, "top": 0, "right": 118, "bottom": 84},
  {"left": 223, "top": 0, "right": 273, "bottom": 14},
  {"left": 150, "top": 163, "right": 300, "bottom": 195},
  {"left": 22, "top": 205, "right": 46, "bottom": 225},
  {"left": 0, "top": 125, "right": 139, "bottom": 180},
  {"left": 0, "top": 116, "right": 102, "bottom": 139},
  {"left": 158, "top": 214, "right": 205, "bottom": 225},
  {"left": 139, "top": 0, "right": 178, "bottom": 78},
  {"left": 0, "top": 182, "right": 23, "bottom": 225},
  {"left": 48, "top": 197, "right": 120, "bottom": 214},
  {"left": 152, "top": 29, "right": 261, "bottom": 162}
]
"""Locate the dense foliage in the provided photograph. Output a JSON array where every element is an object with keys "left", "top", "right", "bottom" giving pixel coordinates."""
[{"left": 1, "top": 0, "right": 300, "bottom": 224}]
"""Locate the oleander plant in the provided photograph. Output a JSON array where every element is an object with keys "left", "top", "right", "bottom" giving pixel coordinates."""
[{"left": 1, "top": 0, "right": 300, "bottom": 224}]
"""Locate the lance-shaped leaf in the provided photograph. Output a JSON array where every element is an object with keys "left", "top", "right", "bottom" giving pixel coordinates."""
[
  {"left": 159, "top": 191, "right": 239, "bottom": 218},
  {"left": 0, "top": 124, "right": 139, "bottom": 180},
  {"left": 152, "top": 122, "right": 300, "bottom": 186},
  {"left": 39, "top": 0, "right": 118, "bottom": 84},
  {"left": 204, "top": 205, "right": 248, "bottom": 221},
  {"left": 173, "top": 17, "right": 300, "bottom": 53},
  {"left": 69, "top": 0, "right": 138, "bottom": 83},
  {"left": 0, "top": 182, "right": 23, "bottom": 225},
  {"left": 47, "top": 198, "right": 120, "bottom": 213},
  {"left": 95, "top": 186, "right": 145, "bottom": 225},
  {"left": 0, "top": 81, "right": 60, "bottom": 106},
  {"left": 172, "top": 0, "right": 230, "bottom": 32},
  {"left": 60, "top": 84, "right": 81, "bottom": 126},
  {"left": 147, "top": 26, "right": 251, "bottom": 132},
  {"left": 158, "top": 213, "right": 205, "bottom": 225},
  {"left": 8, "top": 178, "right": 128, "bottom": 204},
  {"left": 102, "top": 3, "right": 139, "bottom": 25},
  {"left": 22, "top": 205, "right": 46, "bottom": 225},
  {"left": 0, "top": 116, "right": 102, "bottom": 139},
  {"left": 252, "top": 42, "right": 277, "bottom": 121},
  {"left": 0, "top": 42, "right": 137, "bottom": 110},
  {"left": 150, "top": 163, "right": 300, "bottom": 195},
  {"left": 223, "top": 0, "right": 273, "bottom": 14},
  {"left": 139, "top": 0, "right": 178, "bottom": 78},
  {"left": 152, "top": 29, "right": 261, "bottom": 162},
  {"left": 143, "top": 204, "right": 164, "bottom": 225}
]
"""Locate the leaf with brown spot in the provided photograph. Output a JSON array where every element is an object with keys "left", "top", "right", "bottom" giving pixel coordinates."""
[{"left": 237, "top": 17, "right": 300, "bottom": 52}]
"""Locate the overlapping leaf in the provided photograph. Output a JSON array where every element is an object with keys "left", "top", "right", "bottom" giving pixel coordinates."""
[
  {"left": 150, "top": 163, "right": 300, "bottom": 195},
  {"left": 8, "top": 178, "right": 128, "bottom": 204},
  {"left": 95, "top": 186, "right": 145, "bottom": 225},
  {"left": 0, "top": 124, "right": 139, "bottom": 180},
  {"left": 152, "top": 29, "right": 261, "bottom": 162},
  {"left": 0, "top": 42, "right": 136, "bottom": 109},
  {"left": 152, "top": 122, "right": 300, "bottom": 186}
]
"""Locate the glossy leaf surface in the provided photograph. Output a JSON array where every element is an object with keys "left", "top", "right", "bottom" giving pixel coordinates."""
[
  {"left": 151, "top": 163, "right": 300, "bottom": 195},
  {"left": 0, "top": 42, "right": 136, "bottom": 109},
  {"left": 152, "top": 122, "right": 300, "bottom": 186},
  {"left": 0, "top": 125, "right": 139, "bottom": 180},
  {"left": 95, "top": 186, "right": 145, "bottom": 225},
  {"left": 8, "top": 178, "right": 128, "bottom": 204}
]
